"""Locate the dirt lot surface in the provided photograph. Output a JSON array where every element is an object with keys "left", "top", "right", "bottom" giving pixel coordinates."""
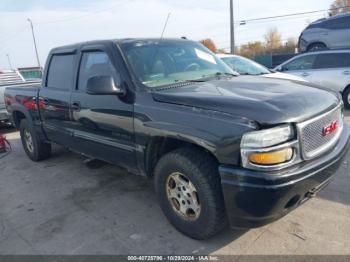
[{"left": 0, "top": 111, "right": 349, "bottom": 255}]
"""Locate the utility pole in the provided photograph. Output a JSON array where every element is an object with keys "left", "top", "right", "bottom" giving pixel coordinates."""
[
  {"left": 27, "top": 18, "right": 41, "bottom": 68},
  {"left": 6, "top": 54, "right": 13, "bottom": 70},
  {"left": 230, "top": 0, "right": 235, "bottom": 54}
]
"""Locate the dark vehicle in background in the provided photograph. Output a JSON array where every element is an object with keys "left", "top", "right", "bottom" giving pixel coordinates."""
[
  {"left": 4, "top": 38, "right": 350, "bottom": 239},
  {"left": 275, "top": 50, "right": 350, "bottom": 108},
  {"left": 298, "top": 13, "right": 350, "bottom": 52}
]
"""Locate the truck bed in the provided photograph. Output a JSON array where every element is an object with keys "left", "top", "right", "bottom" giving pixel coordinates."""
[{"left": 3, "top": 82, "right": 42, "bottom": 121}]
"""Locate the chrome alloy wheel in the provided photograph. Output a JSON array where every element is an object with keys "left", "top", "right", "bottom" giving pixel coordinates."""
[
  {"left": 348, "top": 92, "right": 350, "bottom": 105},
  {"left": 24, "top": 129, "right": 34, "bottom": 153},
  {"left": 166, "top": 172, "right": 201, "bottom": 221}
]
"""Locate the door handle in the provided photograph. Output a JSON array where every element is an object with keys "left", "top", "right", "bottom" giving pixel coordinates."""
[
  {"left": 301, "top": 72, "right": 309, "bottom": 77},
  {"left": 71, "top": 102, "right": 81, "bottom": 111},
  {"left": 343, "top": 70, "right": 350, "bottom": 75}
]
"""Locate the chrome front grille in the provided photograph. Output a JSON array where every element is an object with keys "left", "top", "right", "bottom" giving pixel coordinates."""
[{"left": 297, "top": 105, "right": 343, "bottom": 160}]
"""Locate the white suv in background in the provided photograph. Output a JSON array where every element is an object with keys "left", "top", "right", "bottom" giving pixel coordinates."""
[
  {"left": 275, "top": 50, "right": 350, "bottom": 108},
  {"left": 217, "top": 54, "right": 306, "bottom": 82}
]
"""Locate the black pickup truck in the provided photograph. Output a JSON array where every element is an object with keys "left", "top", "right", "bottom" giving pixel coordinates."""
[{"left": 4, "top": 38, "right": 350, "bottom": 239}]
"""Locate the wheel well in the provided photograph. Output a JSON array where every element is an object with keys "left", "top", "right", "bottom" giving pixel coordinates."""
[
  {"left": 307, "top": 42, "right": 327, "bottom": 51},
  {"left": 12, "top": 111, "right": 26, "bottom": 127},
  {"left": 342, "top": 84, "right": 350, "bottom": 100},
  {"left": 145, "top": 137, "right": 218, "bottom": 177},
  {"left": 343, "top": 84, "right": 350, "bottom": 93}
]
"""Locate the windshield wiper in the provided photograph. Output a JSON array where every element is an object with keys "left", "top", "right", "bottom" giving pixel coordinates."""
[
  {"left": 216, "top": 72, "right": 238, "bottom": 77},
  {"left": 172, "top": 72, "right": 237, "bottom": 85},
  {"left": 205, "top": 72, "right": 238, "bottom": 78},
  {"left": 174, "top": 79, "right": 207, "bottom": 83}
]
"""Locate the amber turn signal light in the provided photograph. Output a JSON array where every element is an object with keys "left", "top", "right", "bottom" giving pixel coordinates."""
[{"left": 248, "top": 148, "right": 293, "bottom": 165}]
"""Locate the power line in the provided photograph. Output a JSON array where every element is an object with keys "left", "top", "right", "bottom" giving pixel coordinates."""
[
  {"left": 239, "top": 5, "right": 350, "bottom": 24},
  {"left": 236, "top": 12, "right": 326, "bottom": 25}
]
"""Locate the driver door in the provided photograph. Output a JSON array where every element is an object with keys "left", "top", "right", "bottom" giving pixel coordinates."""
[{"left": 69, "top": 46, "right": 136, "bottom": 171}]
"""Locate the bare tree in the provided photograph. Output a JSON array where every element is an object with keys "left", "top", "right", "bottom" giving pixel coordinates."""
[
  {"left": 330, "top": 0, "right": 350, "bottom": 16},
  {"left": 264, "top": 28, "right": 282, "bottom": 52},
  {"left": 237, "top": 41, "right": 264, "bottom": 58}
]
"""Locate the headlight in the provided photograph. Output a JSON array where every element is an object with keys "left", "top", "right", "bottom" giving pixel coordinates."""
[
  {"left": 240, "top": 124, "right": 294, "bottom": 148},
  {"left": 241, "top": 124, "right": 301, "bottom": 170}
]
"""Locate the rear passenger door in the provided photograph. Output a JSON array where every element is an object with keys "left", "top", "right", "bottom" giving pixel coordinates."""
[
  {"left": 310, "top": 52, "right": 350, "bottom": 92},
  {"left": 69, "top": 46, "right": 136, "bottom": 171},
  {"left": 39, "top": 52, "right": 77, "bottom": 146}
]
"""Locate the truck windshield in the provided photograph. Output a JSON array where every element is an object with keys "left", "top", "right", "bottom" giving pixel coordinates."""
[{"left": 120, "top": 40, "right": 236, "bottom": 88}]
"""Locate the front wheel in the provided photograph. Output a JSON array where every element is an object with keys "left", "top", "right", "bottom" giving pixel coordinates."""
[{"left": 154, "top": 148, "right": 227, "bottom": 239}]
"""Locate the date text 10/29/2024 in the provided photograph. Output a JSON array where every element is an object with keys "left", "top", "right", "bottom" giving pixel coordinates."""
[{"left": 127, "top": 256, "right": 220, "bottom": 261}]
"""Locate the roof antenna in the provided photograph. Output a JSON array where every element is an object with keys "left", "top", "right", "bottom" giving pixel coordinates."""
[
  {"left": 160, "top": 12, "right": 171, "bottom": 39},
  {"left": 152, "top": 12, "right": 171, "bottom": 72}
]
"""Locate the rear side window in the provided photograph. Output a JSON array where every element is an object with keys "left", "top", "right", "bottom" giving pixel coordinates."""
[
  {"left": 282, "top": 55, "right": 316, "bottom": 71},
  {"left": 78, "top": 52, "right": 114, "bottom": 91},
  {"left": 47, "top": 54, "right": 75, "bottom": 90},
  {"left": 313, "top": 53, "right": 350, "bottom": 69},
  {"left": 323, "top": 16, "right": 350, "bottom": 30}
]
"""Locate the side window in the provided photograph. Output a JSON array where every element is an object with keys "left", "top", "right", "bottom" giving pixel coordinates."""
[
  {"left": 313, "top": 53, "right": 350, "bottom": 69},
  {"left": 47, "top": 54, "right": 75, "bottom": 90},
  {"left": 282, "top": 55, "right": 316, "bottom": 71},
  {"left": 78, "top": 52, "right": 114, "bottom": 91},
  {"left": 323, "top": 17, "right": 350, "bottom": 30}
]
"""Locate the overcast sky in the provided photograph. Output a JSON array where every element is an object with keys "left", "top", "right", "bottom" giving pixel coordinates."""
[{"left": 0, "top": 0, "right": 333, "bottom": 69}]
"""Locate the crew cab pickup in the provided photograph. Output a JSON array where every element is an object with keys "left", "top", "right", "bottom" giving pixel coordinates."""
[{"left": 4, "top": 38, "right": 350, "bottom": 239}]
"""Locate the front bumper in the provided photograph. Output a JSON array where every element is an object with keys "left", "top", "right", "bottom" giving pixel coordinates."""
[{"left": 219, "top": 124, "right": 350, "bottom": 228}]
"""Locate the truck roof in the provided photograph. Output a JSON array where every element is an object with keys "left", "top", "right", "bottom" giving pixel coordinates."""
[{"left": 50, "top": 38, "right": 191, "bottom": 53}]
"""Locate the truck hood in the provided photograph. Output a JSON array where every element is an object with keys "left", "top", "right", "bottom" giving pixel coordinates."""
[{"left": 152, "top": 76, "right": 340, "bottom": 126}]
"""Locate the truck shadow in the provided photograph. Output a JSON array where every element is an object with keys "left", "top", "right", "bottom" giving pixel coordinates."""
[{"left": 1, "top": 136, "right": 248, "bottom": 254}]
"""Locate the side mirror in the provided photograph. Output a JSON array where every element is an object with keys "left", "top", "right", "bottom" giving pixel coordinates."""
[{"left": 86, "top": 75, "right": 125, "bottom": 96}]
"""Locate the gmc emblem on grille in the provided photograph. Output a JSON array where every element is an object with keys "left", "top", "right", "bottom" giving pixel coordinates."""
[{"left": 322, "top": 121, "right": 337, "bottom": 136}]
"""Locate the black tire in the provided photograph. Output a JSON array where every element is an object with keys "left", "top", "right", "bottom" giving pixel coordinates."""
[
  {"left": 343, "top": 86, "right": 350, "bottom": 109},
  {"left": 154, "top": 148, "right": 227, "bottom": 239},
  {"left": 307, "top": 43, "right": 327, "bottom": 52},
  {"left": 20, "top": 119, "right": 51, "bottom": 161}
]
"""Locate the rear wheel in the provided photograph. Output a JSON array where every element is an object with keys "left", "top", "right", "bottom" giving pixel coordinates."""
[
  {"left": 343, "top": 86, "right": 350, "bottom": 109},
  {"left": 20, "top": 119, "right": 51, "bottom": 161},
  {"left": 307, "top": 43, "right": 327, "bottom": 52},
  {"left": 154, "top": 148, "right": 227, "bottom": 239}
]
